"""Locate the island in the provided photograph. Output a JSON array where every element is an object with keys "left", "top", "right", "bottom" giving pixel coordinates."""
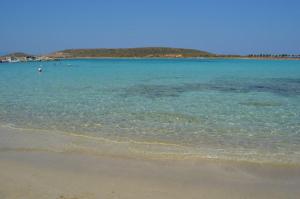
[{"left": 1, "top": 47, "right": 299, "bottom": 63}]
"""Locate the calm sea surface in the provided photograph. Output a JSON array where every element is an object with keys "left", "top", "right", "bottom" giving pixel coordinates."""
[{"left": 1, "top": 58, "right": 300, "bottom": 163}]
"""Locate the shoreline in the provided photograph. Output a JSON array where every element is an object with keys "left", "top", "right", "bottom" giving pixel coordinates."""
[
  {"left": 2, "top": 56, "right": 299, "bottom": 63},
  {"left": 52, "top": 56, "right": 300, "bottom": 61},
  {"left": 1, "top": 125, "right": 299, "bottom": 166},
  {"left": 1, "top": 126, "right": 300, "bottom": 198}
]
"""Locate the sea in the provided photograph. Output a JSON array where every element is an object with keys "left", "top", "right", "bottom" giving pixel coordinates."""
[{"left": 0, "top": 58, "right": 300, "bottom": 163}]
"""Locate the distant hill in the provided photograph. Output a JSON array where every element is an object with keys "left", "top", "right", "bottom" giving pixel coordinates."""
[
  {"left": 48, "top": 47, "right": 216, "bottom": 58},
  {"left": 1, "top": 52, "right": 32, "bottom": 58},
  {"left": 2, "top": 49, "right": 298, "bottom": 60}
]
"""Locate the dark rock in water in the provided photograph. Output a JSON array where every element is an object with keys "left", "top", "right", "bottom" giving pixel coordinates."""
[
  {"left": 120, "top": 77, "right": 300, "bottom": 99},
  {"left": 239, "top": 101, "right": 282, "bottom": 107}
]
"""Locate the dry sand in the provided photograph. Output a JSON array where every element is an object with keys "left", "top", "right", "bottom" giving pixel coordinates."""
[{"left": 0, "top": 126, "right": 300, "bottom": 199}]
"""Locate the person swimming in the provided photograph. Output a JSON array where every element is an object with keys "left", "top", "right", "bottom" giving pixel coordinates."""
[{"left": 38, "top": 67, "right": 42, "bottom": 72}]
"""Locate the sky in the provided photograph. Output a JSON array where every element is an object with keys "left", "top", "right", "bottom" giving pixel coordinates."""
[{"left": 0, "top": 0, "right": 299, "bottom": 55}]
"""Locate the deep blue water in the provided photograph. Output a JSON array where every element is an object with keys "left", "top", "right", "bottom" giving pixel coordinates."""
[{"left": 1, "top": 58, "right": 300, "bottom": 162}]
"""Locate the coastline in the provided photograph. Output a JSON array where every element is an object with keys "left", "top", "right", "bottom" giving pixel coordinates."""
[
  {"left": 51, "top": 56, "right": 300, "bottom": 61},
  {"left": 2, "top": 47, "right": 299, "bottom": 63},
  {"left": 1, "top": 125, "right": 300, "bottom": 199},
  {"left": 1, "top": 125, "right": 299, "bottom": 165},
  {"left": 1, "top": 56, "right": 300, "bottom": 64}
]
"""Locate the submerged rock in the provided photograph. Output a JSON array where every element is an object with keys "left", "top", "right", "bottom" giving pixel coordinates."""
[
  {"left": 239, "top": 101, "right": 282, "bottom": 107},
  {"left": 120, "top": 77, "right": 300, "bottom": 99}
]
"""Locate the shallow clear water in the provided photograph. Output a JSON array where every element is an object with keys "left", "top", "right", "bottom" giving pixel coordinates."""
[{"left": 1, "top": 59, "right": 300, "bottom": 162}]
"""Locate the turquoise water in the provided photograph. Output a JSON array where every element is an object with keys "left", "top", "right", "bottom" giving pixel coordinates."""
[{"left": 1, "top": 59, "right": 300, "bottom": 162}]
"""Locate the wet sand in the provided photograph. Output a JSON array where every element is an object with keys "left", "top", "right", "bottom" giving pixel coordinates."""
[{"left": 0, "top": 126, "right": 300, "bottom": 199}]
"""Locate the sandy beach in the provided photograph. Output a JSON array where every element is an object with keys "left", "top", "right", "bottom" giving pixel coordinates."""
[
  {"left": 1, "top": 0, "right": 300, "bottom": 198},
  {"left": 1, "top": 126, "right": 300, "bottom": 199}
]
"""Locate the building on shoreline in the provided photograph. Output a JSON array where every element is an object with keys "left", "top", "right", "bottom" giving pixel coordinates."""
[{"left": 0, "top": 56, "right": 55, "bottom": 63}]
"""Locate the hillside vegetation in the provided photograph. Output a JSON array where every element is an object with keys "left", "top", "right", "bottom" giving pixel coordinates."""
[
  {"left": 49, "top": 47, "right": 216, "bottom": 58},
  {"left": 1, "top": 52, "right": 32, "bottom": 58}
]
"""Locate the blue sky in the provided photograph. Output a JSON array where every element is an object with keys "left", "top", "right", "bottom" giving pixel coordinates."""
[{"left": 0, "top": 0, "right": 299, "bottom": 55}]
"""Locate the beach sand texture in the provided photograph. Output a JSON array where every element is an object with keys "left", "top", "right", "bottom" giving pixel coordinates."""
[{"left": 1, "top": 126, "right": 300, "bottom": 199}]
